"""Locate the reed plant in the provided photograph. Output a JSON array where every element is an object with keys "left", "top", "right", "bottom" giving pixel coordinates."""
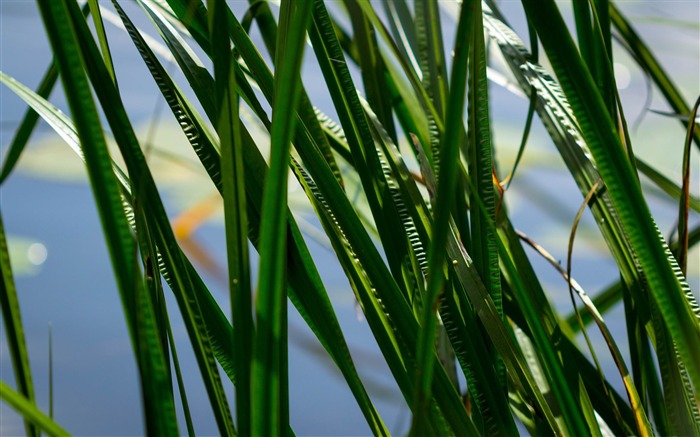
[{"left": 1, "top": 0, "right": 699, "bottom": 435}]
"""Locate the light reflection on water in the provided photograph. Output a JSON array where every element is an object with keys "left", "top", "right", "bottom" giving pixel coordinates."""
[{"left": 1, "top": 1, "right": 698, "bottom": 435}]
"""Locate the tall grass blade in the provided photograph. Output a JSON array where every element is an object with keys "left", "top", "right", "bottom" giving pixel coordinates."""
[
  {"left": 345, "top": 0, "right": 397, "bottom": 142},
  {"left": 87, "top": 0, "right": 117, "bottom": 85},
  {"left": 207, "top": 1, "right": 254, "bottom": 435},
  {"left": 310, "top": 1, "right": 414, "bottom": 302},
  {"left": 0, "top": 210, "right": 37, "bottom": 437},
  {"left": 411, "top": 1, "right": 474, "bottom": 434},
  {"left": 466, "top": 0, "right": 504, "bottom": 392},
  {"left": 414, "top": 0, "right": 448, "bottom": 168},
  {"left": 381, "top": 0, "right": 419, "bottom": 75},
  {"left": 252, "top": 2, "right": 313, "bottom": 435}
]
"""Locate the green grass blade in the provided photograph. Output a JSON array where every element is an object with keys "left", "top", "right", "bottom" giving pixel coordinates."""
[
  {"left": 162, "top": 0, "right": 210, "bottom": 49},
  {"left": 307, "top": 8, "right": 471, "bottom": 434},
  {"left": 207, "top": 1, "right": 253, "bottom": 434},
  {"left": 138, "top": 225, "right": 196, "bottom": 437},
  {"left": 63, "top": 3, "right": 234, "bottom": 434},
  {"left": 252, "top": 2, "right": 313, "bottom": 435},
  {"left": 414, "top": 0, "right": 448, "bottom": 119},
  {"left": 637, "top": 159, "right": 700, "bottom": 214},
  {"left": 117, "top": 5, "right": 386, "bottom": 433},
  {"left": 344, "top": 0, "right": 397, "bottom": 142},
  {"left": 410, "top": 1, "right": 474, "bottom": 434},
  {"left": 30, "top": 0, "right": 182, "bottom": 433},
  {"left": 352, "top": 2, "right": 443, "bottom": 141},
  {"left": 34, "top": 0, "right": 140, "bottom": 343},
  {"left": 466, "top": 0, "right": 504, "bottom": 390},
  {"left": 366, "top": 99, "right": 518, "bottom": 436},
  {"left": 381, "top": 0, "right": 419, "bottom": 75},
  {"left": 521, "top": 0, "right": 700, "bottom": 388},
  {"left": 240, "top": 0, "right": 347, "bottom": 205},
  {"left": 0, "top": 382, "right": 68, "bottom": 437},
  {"left": 484, "top": 11, "right": 700, "bottom": 420},
  {"left": 241, "top": 121, "right": 390, "bottom": 435},
  {"left": 0, "top": 210, "right": 38, "bottom": 437},
  {"left": 497, "top": 229, "right": 591, "bottom": 435},
  {"left": 309, "top": 1, "right": 416, "bottom": 300},
  {"left": 87, "top": 0, "right": 117, "bottom": 85},
  {"left": 286, "top": 37, "right": 473, "bottom": 437},
  {"left": 650, "top": 301, "right": 700, "bottom": 435},
  {"left": 1, "top": 70, "right": 234, "bottom": 437},
  {"left": 131, "top": 207, "right": 181, "bottom": 437}
]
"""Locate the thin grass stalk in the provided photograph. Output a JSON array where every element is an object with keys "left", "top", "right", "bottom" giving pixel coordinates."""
[{"left": 676, "top": 96, "right": 700, "bottom": 273}]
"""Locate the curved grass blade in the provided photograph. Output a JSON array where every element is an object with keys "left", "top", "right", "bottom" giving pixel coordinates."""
[
  {"left": 0, "top": 63, "right": 57, "bottom": 185},
  {"left": 0, "top": 210, "right": 38, "bottom": 437},
  {"left": 566, "top": 223, "right": 700, "bottom": 332},
  {"left": 482, "top": 12, "right": 700, "bottom": 423},
  {"left": 610, "top": 4, "right": 700, "bottom": 148},
  {"left": 676, "top": 96, "right": 700, "bottom": 274},
  {"left": 566, "top": 183, "right": 653, "bottom": 436},
  {"left": 482, "top": 2, "right": 700, "bottom": 341},
  {"left": 0, "top": 382, "right": 68, "bottom": 437}
]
